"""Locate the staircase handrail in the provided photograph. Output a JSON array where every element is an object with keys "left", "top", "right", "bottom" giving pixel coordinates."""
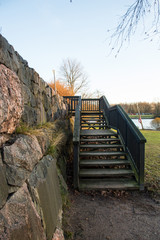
[
  {"left": 73, "top": 96, "right": 81, "bottom": 188},
  {"left": 100, "top": 95, "right": 146, "bottom": 190},
  {"left": 109, "top": 105, "right": 146, "bottom": 143}
]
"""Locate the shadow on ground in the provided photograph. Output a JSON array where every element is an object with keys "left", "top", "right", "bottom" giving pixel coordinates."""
[{"left": 63, "top": 158, "right": 160, "bottom": 240}]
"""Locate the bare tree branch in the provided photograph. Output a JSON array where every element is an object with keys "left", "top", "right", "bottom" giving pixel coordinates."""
[
  {"left": 59, "top": 58, "right": 88, "bottom": 95},
  {"left": 109, "top": 0, "right": 160, "bottom": 55}
]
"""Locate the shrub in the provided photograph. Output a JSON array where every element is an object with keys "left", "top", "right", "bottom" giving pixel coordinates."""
[
  {"left": 151, "top": 117, "right": 160, "bottom": 130},
  {"left": 49, "top": 80, "right": 74, "bottom": 96}
]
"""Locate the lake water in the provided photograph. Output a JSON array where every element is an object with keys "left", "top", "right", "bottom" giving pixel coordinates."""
[{"left": 131, "top": 119, "right": 155, "bottom": 130}]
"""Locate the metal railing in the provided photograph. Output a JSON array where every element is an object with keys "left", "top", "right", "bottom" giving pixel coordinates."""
[
  {"left": 63, "top": 97, "right": 100, "bottom": 113},
  {"left": 63, "top": 96, "right": 80, "bottom": 113},
  {"left": 100, "top": 96, "right": 146, "bottom": 190},
  {"left": 81, "top": 98, "right": 100, "bottom": 111}
]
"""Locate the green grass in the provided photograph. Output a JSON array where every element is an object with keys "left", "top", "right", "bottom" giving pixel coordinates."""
[
  {"left": 141, "top": 130, "right": 160, "bottom": 195},
  {"left": 129, "top": 115, "right": 154, "bottom": 119}
]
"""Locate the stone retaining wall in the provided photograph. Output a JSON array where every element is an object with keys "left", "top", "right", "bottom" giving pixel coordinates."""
[
  {"left": 0, "top": 34, "right": 67, "bottom": 129},
  {"left": 0, "top": 34, "right": 71, "bottom": 240}
]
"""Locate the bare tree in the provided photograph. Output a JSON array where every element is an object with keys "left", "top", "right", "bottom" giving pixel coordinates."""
[
  {"left": 81, "top": 89, "right": 104, "bottom": 99},
  {"left": 110, "top": 0, "right": 160, "bottom": 54},
  {"left": 154, "top": 102, "right": 160, "bottom": 116},
  {"left": 59, "top": 58, "right": 88, "bottom": 95}
]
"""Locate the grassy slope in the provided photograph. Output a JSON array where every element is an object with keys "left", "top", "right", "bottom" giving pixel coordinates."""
[{"left": 141, "top": 130, "right": 160, "bottom": 195}]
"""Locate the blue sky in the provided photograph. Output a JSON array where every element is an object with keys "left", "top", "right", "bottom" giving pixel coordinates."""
[{"left": 0, "top": 0, "right": 160, "bottom": 103}]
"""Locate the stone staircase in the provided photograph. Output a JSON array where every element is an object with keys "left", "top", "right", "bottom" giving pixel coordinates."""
[{"left": 78, "top": 111, "right": 139, "bottom": 190}]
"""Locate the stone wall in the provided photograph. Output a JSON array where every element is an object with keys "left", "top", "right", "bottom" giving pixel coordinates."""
[
  {"left": 0, "top": 34, "right": 66, "bottom": 128},
  {"left": 0, "top": 34, "right": 71, "bottom": 240}
]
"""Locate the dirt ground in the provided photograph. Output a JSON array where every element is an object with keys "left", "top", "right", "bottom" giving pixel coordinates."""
[{"left": 63, "top": 189, "right": 160, "bottom": 240}]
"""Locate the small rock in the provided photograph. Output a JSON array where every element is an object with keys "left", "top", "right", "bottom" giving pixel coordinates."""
[{"left": 52, "top": 228, "right": 64, "bottom": 240}]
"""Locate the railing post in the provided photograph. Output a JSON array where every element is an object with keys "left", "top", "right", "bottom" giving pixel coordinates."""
[
  {"left": 125, "top": 121, "right": 128, "bottom": 152},
  {"left": 98, "top": 98, "right": 100, "bottom": 111},
  {"left": 139, "top": 142, "right": 145, "bottom": 191},
  {"left": 73, "top": 96, "right": 81, "bottom": 189},
  {"left": 117, "top": 106, "right": 119, "bottom": 129},
  {"left": 73, "top": 142, "right": 79, "bottom": 189}
]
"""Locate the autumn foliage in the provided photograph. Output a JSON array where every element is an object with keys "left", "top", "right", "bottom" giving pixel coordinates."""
[
  {"left": 49, "top": 80, "right": 74, "bottom": 96},
  {"left": 151, "top": 118, "right": 160, "bottom": 130}
]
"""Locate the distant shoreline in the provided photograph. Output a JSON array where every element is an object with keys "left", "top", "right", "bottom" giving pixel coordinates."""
[{"left": 129, "top": 115, "right": 154, "bottom": 119}]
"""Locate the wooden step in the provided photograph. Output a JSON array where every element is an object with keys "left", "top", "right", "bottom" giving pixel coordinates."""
[
  {"left": 80, "top": 159, "right": 130, "bottom": 167},
  {"left": 81, "top": 123, "right": 105, "bottom": 126},
  {"left": 81, "top": 115, "right": 103, "bottom": 117},
  {"left": 81, "top": 114, "right": 103, "bottom": 116},
  {"left": 80, "top": 144, "right": 123, "bottom": 148},
  {"left": 80, "top": 151, "right": 126, "bottom": 156},
  {"left": 80, "top": 138, "right": 120, "bottom": 142},
  {"left": 79, "top": 169, "right": 134, "bottom": 177},
  {"left": 81, "top": 119, "right": 105, "bottom": 122},
  {"left": 79, "top": 179, "right": 139, "bottom": 190},
  {"left": 80, "top": 129, "right": 118, "bottom": 137},
  {"left": 81, "top": 115, "right": 104, "bottom": 121},
  {"left": 81, "top": 124, "right": 107, "bottom": 127}
]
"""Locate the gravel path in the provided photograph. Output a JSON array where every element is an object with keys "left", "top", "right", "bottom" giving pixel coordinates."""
[{"left": 63, "top": 190, "right": 160, "bottom": 240}]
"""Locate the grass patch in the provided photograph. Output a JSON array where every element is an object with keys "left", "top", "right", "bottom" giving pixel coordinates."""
[
  {"left": 46, "top": 144, "right": 57, "bottom": 157},
  {"left": 129, "top": 115, "right": 154, "bottom": 119},
  {"left": 15, "top": 122, "right": 34, "bottom": 134},
  {"left": 15, "top": 121, "right": 57, "bottom": 134},
  {"left": 141, "top": 130, "right": 160, "bottom": 195}
]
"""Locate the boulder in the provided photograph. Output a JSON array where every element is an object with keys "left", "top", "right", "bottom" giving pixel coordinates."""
[
  {"left": 3, "top": 134, "right": 43, "bottom": 186},
  {"left": 0, "top": 154, "right": 8, "bottom": 209},
  {"left": 0, "top": 64, "right": 23, "bottom": 134},
  {"left": 28, "top": 155, "right": 62, "bottom": 240},
  {"left": 0, "top": 183, "right": 46, "bottom": 240}
]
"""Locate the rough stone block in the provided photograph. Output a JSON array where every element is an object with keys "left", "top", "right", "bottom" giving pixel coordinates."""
[
  {"left": 39, "top": 78, "right": 46, "bottom": 91},
  {"left": 0, "top": 183, "right": 46, "bottom": 240},
  {"left": 22, "top": 84, "right": 32, "bottom": 105},
  {"left": 0, "top": 154, "right": 8, "bottom": 209},
  {"left": 39, "top": 103, "right": 47, "bottom": 124},
  {"left": 0, "top": 34, "right": 20, "bottom": 73},
  {"left": 0, "top": 64, "right": 23, "bottom": 134},
  {"left": 35, "top": 131, "right": 51, "bottom": 155},
  {"left": 21, "top": 105, "right": 37, "bottom": 125},
  {"left": 3, "top": 134, "right": 43, "bottom": 186},
  {"left": 32, "top": 71, "right": 40, "bottom": 84},
  {"left": 42, "top": 91, "right": 50, "bottom": 111},
  {"left": 17, "top": 65, "right": 31, "bottom": 86},
  {"left": 31, "top": 81, "right": 40, "bottom": 95},
  {"left": 45, "top": 85, "right": 53, "bottom": 98},
  {"left": 28, "top": 155, "right": 62, "bottom": 240},
  {"left": 0, "top": 134, "right": 10, "bottom": 148}
]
